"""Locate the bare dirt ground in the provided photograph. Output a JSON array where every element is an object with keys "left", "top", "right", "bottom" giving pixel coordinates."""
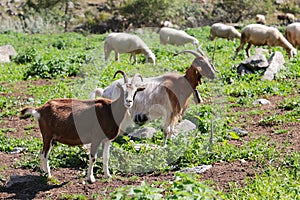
[{"left": 0, "top": 90, "right": 299, "bottom": 199}]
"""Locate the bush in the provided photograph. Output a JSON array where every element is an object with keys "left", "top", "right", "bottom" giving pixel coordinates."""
[
  {"left": 23, "top": 54, "right": 86, "bottom": 79},
  {"left": 13, "top": 48, "right": 38, "bottom": 64}
]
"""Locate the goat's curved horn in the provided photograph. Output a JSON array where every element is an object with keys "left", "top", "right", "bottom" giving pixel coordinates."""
[
  {"left": 113, "top": 70, "right": 128, "bottom": 83},
  {"left": 174, "top": 49, "right": 203, "bottom": 58},
  {"left": 131, "top": 73, "right": 143, "bottom": 84},
  {"left": 197, "top": 46, "right": 206, "bottom": 57}
]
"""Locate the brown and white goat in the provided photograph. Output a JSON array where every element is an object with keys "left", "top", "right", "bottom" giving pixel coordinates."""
[
  {"left": 91, "top": 50, "right": 217, "bottom": 146},
  {"left": 20, "top": 70, "right": 144, "bottom": 183}
]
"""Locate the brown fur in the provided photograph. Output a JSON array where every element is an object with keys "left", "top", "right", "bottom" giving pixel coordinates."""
[{"left": 19, "top": 71, "right": 145, "bottom": 181}]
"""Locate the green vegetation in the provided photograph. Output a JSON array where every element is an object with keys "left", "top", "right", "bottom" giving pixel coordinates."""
[{"left": 0, "top": 26, "right": 299, "bottom": 199}]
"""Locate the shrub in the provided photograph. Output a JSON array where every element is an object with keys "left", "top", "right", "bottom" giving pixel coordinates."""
[{"left": 23, "top": 54, "right": 86, "bottom": 79}]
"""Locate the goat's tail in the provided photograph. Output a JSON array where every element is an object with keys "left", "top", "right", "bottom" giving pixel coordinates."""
[
  {"left": 133, "top": 113, "right": 149, "bottom": 125},
  {"left": 89, "top": 88, "right": 104, "bottom": 99},
  {"left": 20, "top": 107, "right": 40, "bottom": 119}
]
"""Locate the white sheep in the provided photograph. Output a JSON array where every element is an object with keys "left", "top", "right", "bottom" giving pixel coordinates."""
[
  {"left": 159, "top": 27, "right": 199, "bottom": 46},
  {"left": 91, "top": 50, "right": 217, "bottom": 146},
  {"left": 234, "top": 24, "right": 297, "bottom": 59},
  {"left": 255, "top": 14, "right": 266, "bottom": 25},
  {"left": 209, "top": 23, "right": 241, "bottom": 41},
  {"left": 20, "top": 70, "right": 145, "bottom": 183},
  {"left": 104, "top": 32, "right": 155, "bottom": 65},
  {"left": 285, "top": 22, "right": 300, "bottom": 48}
]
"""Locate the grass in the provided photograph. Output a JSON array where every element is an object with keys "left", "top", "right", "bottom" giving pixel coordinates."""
[{"left": 0, "top": 27, "right": 299, "bottom": 199}]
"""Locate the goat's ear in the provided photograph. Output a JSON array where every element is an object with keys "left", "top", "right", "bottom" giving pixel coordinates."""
[
  {"left": 136, "top": 87, "right": 145, "bottom": 92},
  {"left": 133, "top": 87, "right": 145, "bottom": 100},
  {"left": 116, "top": 82, "right": 122, "bottom": 89}
]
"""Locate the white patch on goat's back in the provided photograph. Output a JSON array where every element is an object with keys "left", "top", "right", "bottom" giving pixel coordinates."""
[{"left": 32, "top": 109, "right": 40, "bottom": 119}]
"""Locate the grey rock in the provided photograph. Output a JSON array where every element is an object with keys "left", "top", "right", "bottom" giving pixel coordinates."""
[
  {"left": 134, "top": 143, "right": 160, "bottom": 151},
  {"left": 174, "top": 119, "right": 197, "bottom": 135},
  {"left": 237, "top": 50, "right": 268, "bottom": 75},
  {"left": 228, "top": 128, "right": 248, "bottom": 137},
  {"left": 128, "top": 127, "right": 156, "bottom": 139},
  {"left": 10, "top": 147, "right": 27, "bottom": 154},
  {"left": 180, "top": 165, "right": 212, "bottom": 174},
  {"left": 0, "top": 45, "right": 17, "bottom": 63},
  {"left": 253, "top": 98, "right": 271, "bottom": 105},
  {"left": 262, "top": 51, "right": 285, "bottom": 81},
  {"left": 241, "top": 53, "right": 269, "bottom": 70}
]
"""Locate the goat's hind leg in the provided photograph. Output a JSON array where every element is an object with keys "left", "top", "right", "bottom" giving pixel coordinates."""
[{"left": 40, "top": 134, "right": 53, "bottom": 179}]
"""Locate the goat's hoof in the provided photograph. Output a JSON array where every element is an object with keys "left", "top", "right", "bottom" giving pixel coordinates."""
[
  {"left": 87, "top": 175, "right": 96, "bottom": 183},
  {"left": 104, "top": 174, "right": 112, "bottom": 178},
  {"left": 46, "top": 175, "right": 52, "bottom": 181}
]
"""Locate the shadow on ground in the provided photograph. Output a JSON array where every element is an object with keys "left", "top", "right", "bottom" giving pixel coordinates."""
[{"left": 0, "top": 175, "right": 67, "bottom": 199}]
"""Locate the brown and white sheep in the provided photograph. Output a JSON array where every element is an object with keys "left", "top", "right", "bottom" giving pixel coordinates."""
[
  {"left": 285, "top": 22, "right": 300, "bottom": 48},
  {"left": 20, "top": 70, "right": 145, "bottom": 183},
  {"left": 234, "top": 24, "right": 297, "bottom": 59}
]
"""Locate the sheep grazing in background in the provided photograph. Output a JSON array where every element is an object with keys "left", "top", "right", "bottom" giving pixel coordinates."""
[
  {"left": 234, "top": 24, "right": 297, "bottom": 59},
  {"left": 255, "top": 14, "right": 266, "bottom": 25},
  {"left": 160, "top": 20, "right": 179, "bottom": 29},
  {"left": 104, "top": 32, "right": 155, "bottom": 65},
  {"left": 277, "top": 13, "right": 295, "bottom": 25},
  {"left": 159, "top": 27, "right": 199, "bottom": 46},
  {"left": 209, "top": 23, "right": 241, "bottom": 41},
  {"left": 20, "top": 70, "right": 145, "bottom": 183},
  {"left": 285, "top": 22, "right": 300, "bottom": 48},
  {"left": 91, "top": 49, "right": 217, "bottom": 146}
]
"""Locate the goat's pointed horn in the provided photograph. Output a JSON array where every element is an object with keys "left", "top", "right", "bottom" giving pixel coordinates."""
[
  {"left": 114, "top": 70, "right": 128, "bottom": 83},
  {"left": 197, "top": 46, "right": 206, "bottom": 57},
  {"left": 174, "top": 49, "right": 203, "bottom": 58},
  {"left": 131, "top": 73, "right": 143, "bottom": 84}
]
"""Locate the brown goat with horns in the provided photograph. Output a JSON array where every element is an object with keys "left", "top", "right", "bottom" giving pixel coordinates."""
[{"left": 20, "top": 70, "right": 145, "bottom": 183}]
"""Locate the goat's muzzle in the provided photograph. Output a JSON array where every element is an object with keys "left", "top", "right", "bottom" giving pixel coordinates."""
[{"left": 134, "top": 113, "right": 149, "bottom": 125}]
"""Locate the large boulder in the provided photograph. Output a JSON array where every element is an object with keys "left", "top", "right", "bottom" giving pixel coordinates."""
[
  {"left": 0, "top": 45, "right": 17, "bottom": 63},
  {"left": 237, "top": 50, "right": 269, "bottom": 75},
  {"left": 236, "top": 49, "right": 285, "bottom": 80},
  {"left": 262, "top": 51, "right": 285, "bottom": 81}
]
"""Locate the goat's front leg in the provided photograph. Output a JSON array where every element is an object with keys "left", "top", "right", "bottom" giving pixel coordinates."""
[
  {"left": 163, "top": 112, "right": 175, "bottom": 147},
  {"left": 87, "top": 140, "right": 101, "bottom": 183},
  {"left": 115, "top": 52, "right": 120, "bottom": 61},
  {"left": 102, "top": 140, "right": 112, "bottom": 178}
]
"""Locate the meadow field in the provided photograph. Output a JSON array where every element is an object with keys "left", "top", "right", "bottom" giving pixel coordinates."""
[{"left": 0, "top": 27, "right": 299, "bottom": 199}]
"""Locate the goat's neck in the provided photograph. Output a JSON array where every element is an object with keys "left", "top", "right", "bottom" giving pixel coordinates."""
[
  {"left": 110, "top": 90, "right": 128, "bottom": 126},
  {"left": 184, "top": 66, "right": 199, "bottom": 90}
]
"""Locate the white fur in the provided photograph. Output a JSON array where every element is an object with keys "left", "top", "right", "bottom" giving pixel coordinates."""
[
  {"left": 159, "top": 27, "right": 199, "bottom": 46},
  {"left": 104, "top": 32, "right": 155, "bottom": 65},
  {"left": 285, "top": 22, "right": 300, "bottom": 48},
  {"left": 210, "top": 23, "right": 241, "bottom": 41}
]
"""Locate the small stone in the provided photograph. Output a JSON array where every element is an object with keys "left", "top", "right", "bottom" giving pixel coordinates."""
[
  {"left": 253, "top": 98, "right": 271, "bottom": 105},
  {"left": 180, "top": 165, "right": 212, "bottom": 174}
]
